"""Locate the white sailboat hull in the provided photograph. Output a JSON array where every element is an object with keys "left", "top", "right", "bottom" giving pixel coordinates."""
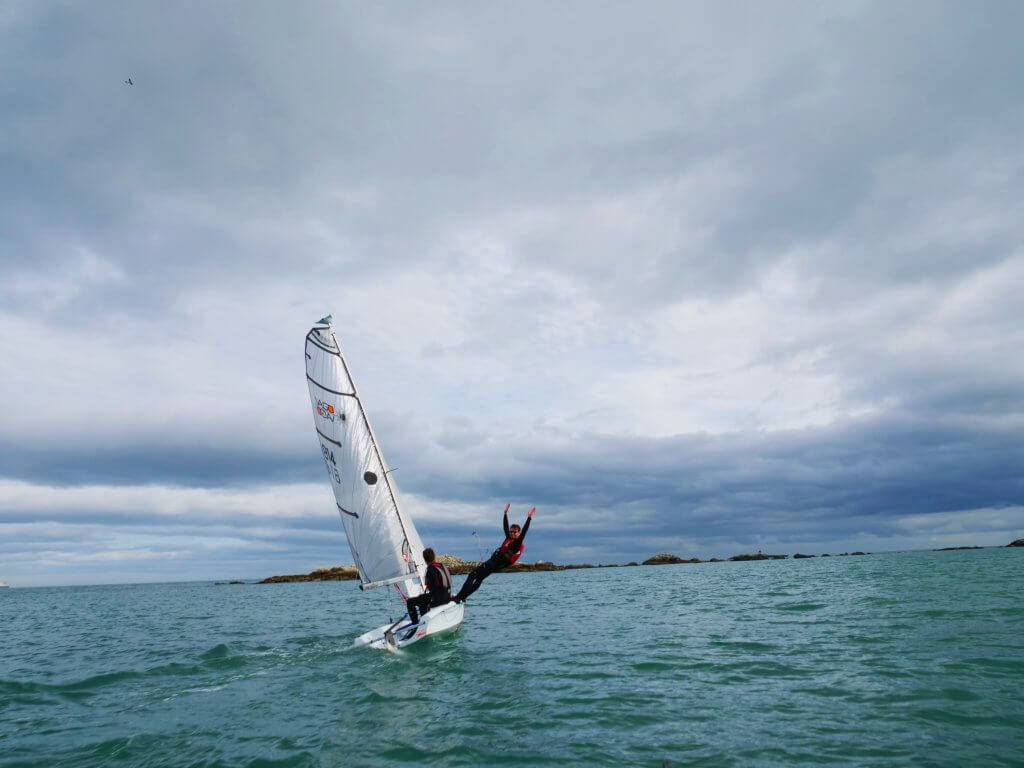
[{"left": 354, "top": 601, "right": 465, "bottom": 651}]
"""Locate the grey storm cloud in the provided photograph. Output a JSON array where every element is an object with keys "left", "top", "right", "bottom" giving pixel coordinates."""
[
  {"left": 2, "top": 1, "right": 1023, "bottom": 584},
  {"left": 0, "top": 438, "right": 317, "bottom": 488},
  {"left": 6, "top": 3, "right": 1022, "bottom": 303},
  {"left": 386, "top": 413, "right": 1024, "bottom": 524},
  {"left": 12, "top": 406, "right": 1015, "bottom": 548}
]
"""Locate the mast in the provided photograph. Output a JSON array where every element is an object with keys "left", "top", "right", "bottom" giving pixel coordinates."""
[{"left": 327, "top": 323, "right": 425, "bottom": 592}]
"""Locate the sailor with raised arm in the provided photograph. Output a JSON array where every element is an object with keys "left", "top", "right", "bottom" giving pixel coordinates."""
[{"left": 453, "top": 504, "right": 535, "bottom": 603}]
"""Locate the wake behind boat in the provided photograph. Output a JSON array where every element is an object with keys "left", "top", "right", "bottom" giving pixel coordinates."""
[{"left": 304, "top": 316, "right": 464, "bottom": 650}]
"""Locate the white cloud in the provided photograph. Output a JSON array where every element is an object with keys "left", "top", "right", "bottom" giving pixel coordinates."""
[
  {"left": 3, "top": 246, "right": 125, "bottom": 310},
  {"left": 0, "top": 479, "right": 327, "bottom": 520}
]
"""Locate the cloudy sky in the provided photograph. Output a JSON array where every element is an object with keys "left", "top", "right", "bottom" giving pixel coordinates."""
[{"left": 2, "top": 1, "right": 1023, "bottom": 586}]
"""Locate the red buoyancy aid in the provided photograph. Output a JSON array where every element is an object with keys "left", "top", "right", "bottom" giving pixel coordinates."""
[
  {"left": 497, "top": 537, "right": 524, "bottom": 566},
  {"left": 428, "top": 561, "right": 452, "bottom": 596}
]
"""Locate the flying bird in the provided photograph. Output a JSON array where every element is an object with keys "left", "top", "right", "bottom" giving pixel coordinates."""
[{"left": 124, "top": 77, "right": 133, "bottom": 85}]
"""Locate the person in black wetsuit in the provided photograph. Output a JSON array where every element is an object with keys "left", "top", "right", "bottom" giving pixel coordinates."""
[
  {"left": 453, "top": 504, "right": 535, "bottom": 603},
  {"left": 405, "top": 548, "right": 452, "bottom": 625}
]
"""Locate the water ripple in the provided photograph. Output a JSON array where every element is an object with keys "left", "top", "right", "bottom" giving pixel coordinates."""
[{"left": 2, "top": 550, "right": 1024, "bottom": 766}]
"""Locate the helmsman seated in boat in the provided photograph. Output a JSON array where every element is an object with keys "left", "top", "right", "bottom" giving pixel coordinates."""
[{"left": 406, "top": 548, "right": 453, "bottom": 624}]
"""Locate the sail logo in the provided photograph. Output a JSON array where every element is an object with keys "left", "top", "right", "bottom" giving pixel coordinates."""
[{"left": 316, "top": 400, "right": 336, "bottom": 421}]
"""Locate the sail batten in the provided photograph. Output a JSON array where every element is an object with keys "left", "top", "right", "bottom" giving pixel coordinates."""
[
  {"left": 305, "top": 321, "right": 425, "bottom": 592},
  {"left": 306, "top": 375, "right": 352, "bottom": 396}
]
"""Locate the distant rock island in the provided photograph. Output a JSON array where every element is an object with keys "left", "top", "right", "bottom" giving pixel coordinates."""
[
  {"left": 643, "top": 553, "right": 700, "bottom": 565},
  {"left": 261, "top": 566, "right": 359, "bottom": 583},
  {"left": 259, "top": 556, "right": 620, "bottom": 583},
  {"left": 258, "top": 540, "right": 1021, "bottom": 583},
  {"left": 260, "top": 550, "right": 833, "bottom": 583}
]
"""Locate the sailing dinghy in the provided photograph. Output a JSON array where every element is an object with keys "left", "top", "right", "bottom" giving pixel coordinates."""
[{"left": 305, "top": 316, "right": 464, "bottom": 650}]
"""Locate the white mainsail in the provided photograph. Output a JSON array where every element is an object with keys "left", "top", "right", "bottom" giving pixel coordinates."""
[{"left": 305, "top": 317, "right": 425, "bottom": 595}]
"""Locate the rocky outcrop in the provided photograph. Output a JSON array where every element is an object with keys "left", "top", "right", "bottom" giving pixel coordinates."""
[
  {"left": 260, "top": 545, "right": 896, "bottom": 583},
  {"left": 1008, "top": 539, "right": 1024, "bottom": 547},
  {"left": 643, "top": 553, "right": 683, "bottom": 565},
  {"left": 260, "top": 557, "right": 614, "bottom": 582},
  {"left": 436, "top": 554, "right": 604, "bottom": 573},
  {"left": 934, "top": 546, "right": 983, "bottom": 551},
  {"left": 514, "top": 560, "right": 573, "bottom": 572},
  {"left": 642, "top": 553, "right": 702, "bottom": 565},
  {"left": 437, "top": 555, "right": 478, "bottom": 575},
  {"left": 260, "top": 566, "right": 359, "bottom": 583},
  {"left": 793, "top": 553, "right": 815, "bottom": 558}
]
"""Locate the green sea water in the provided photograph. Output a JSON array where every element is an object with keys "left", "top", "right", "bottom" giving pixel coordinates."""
[{"left": 2, "top": 548, "right": 1023, "bottom": 767}]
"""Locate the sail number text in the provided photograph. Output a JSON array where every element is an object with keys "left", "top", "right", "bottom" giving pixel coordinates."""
[{"left": 321, "top": 445, "right": 340, "bottom": 484}]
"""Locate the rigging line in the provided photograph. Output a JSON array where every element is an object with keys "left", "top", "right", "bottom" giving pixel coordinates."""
[{"left": 387, "top": 585, "right": 406, "bottom": 619}]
